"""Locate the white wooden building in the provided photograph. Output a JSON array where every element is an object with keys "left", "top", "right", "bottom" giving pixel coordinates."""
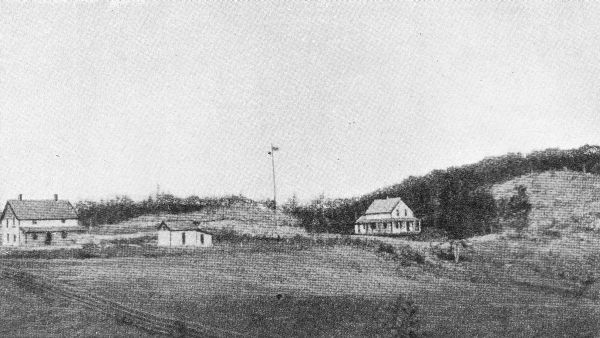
[
  {"left": 354, "top": 197, "right": 421, "bottom": 235},
  {"left": 156, "top": 221, "right": 212, "bottom": 248},
  {"left": 0, "top": 194, "right": 86, "bottom": 247}
]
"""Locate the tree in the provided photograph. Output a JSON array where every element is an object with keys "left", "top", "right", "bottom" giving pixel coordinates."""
[{"left": 500, "top": 185, "right": 532, "bottom": 231}]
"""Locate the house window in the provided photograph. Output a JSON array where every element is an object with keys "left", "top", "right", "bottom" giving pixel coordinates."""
[
  {"left": 32, "top": 220, "right": 37, "bottom": 225},
  {"left": 395, "top": 222, "right": 399, "bottom": 229},
  {"left": 405, "top": 209, "right": 407, "bottom": 216},
  {"left": 13, "top": 235, "right": 16, "bottom": 242},
  {"left": 200, "top": 234, "right": 204, "bottom": 244},
  {"left": 396, "top": 209, "right": 400, "bottom": 216},
  {"left": 383, "top": 223, "right": 387, "bottom": 229},
  {"left": 182, "top": 232, "right": 186, "bottom": 245},
  {"left": 61, "top": 231, "right": 67, "bottom": 239},
  {"left": 6, "top": 234, "right": 8, "bottom": 241},
  {"left": 12, "top": 219, "right": 15, "bottom": 227},
  {"left": 5, "top": 219, "right": 8, "bottom": 228},
  {"left": 371, "top": 224, "right": 376, "bottom": 230},
  {"left": 61, "top": 219, "right": 65, "bottom": 223},
  {"left": 32, "top": 233, "right": 38, "bottom": 240}
]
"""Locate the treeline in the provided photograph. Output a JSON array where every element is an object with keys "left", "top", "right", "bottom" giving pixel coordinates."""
[
  {"left": 76, "top": 194, "right": 255, "bottom": 226},
  {"left": 284, "top": 145, "right": 600, "bottom": 238}
]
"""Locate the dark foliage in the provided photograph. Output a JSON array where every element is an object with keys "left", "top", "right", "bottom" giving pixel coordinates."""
[
  {"left": 498, "top": 185, "right": 532, "bottom": 231},
  {"left": 76, "top": 194, "right": 255, "bottom": 227},
  {"left": 285, "top": 145, "right": 600, "bottom": 238}
]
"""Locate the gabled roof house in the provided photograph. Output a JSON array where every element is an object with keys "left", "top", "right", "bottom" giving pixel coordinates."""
[
  {"left": 355, "top": 197, "right": 421, "bottom": 235},
  {"left": 1, "top": 194, "right": 85, "bottom": 247},
  {"left": 156, "top": 220, "right": 213, "bottom": 247}
]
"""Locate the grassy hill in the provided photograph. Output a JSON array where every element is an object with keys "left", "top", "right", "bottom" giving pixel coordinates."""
[
  {"left": 492, "top": 170, "right": 600, "bottom": 234},
  {"left": 89, "top": 201, "right": 306, "bottom": 238},
  {"left": 290, "top": 145, "right": 600, "bottom": 239}
]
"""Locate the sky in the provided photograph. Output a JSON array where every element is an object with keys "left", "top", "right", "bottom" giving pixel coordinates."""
[{"left": 1, "top": 1, "right": 600, "bottom": 203}]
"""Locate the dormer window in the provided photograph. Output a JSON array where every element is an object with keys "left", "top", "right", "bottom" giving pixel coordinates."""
[
  {"left": 405, "top": 209, "right": 407, "bottom": 217},
  {"left": 396, "top": 209, "right": 400, "bottom": 216}
]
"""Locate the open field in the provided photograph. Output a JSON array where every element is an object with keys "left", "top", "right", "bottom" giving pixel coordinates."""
[
  {"left": 0, "top": 273, "right": 152, "bottom": 337},
  {"left": 4, "top": 171, "right": 600, "bottom": 336},
  {"left": 3, "top": 233, "right": 600, "bottom": 337}
]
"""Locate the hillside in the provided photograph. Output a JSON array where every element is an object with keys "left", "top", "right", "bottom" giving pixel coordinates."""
[
  {"left": 492, "top": 170, "right": 600, "bottom": 233},
  {"left": 290, "top": 145, "right": 600, "bottom": 238},
  {"left": 89, "top": 202, "right": 306, "bottom": 238}
]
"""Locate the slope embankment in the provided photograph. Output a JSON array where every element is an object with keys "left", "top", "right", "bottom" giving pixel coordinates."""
[{"left": 492, "top": 170, "right": 600, "bottom": 233}]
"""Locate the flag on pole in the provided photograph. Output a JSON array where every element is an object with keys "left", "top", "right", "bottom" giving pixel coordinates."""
[{"left": 268, "top": 145, "right": 279, "bottom": 155}]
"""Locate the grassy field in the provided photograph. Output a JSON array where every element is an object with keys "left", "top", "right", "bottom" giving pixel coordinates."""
[
  {"left": 6, "top": 171, "right": 600, "bottom": 337},
  {"left": 0, "top": 275, "right": 152, "bottom": 337},
  {"left": 4, "top": 233, "right": 600, "bottom": 337}
]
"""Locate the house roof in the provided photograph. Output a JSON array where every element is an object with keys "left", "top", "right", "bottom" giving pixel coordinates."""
[
  {"left": 355, "top": 215, "right": 418, "bottom": 223},
  {"left": 364, "top": 198, "right": 404, "bottom": 214},
  {"left": 21, "top": 226, "right": 87, "bottom": 233},
  {"left": 5, "top": 200, "right": 79, "bottom": 220},
  {"left": 156, "top": 221, "right": 211, "bottom": 234}
]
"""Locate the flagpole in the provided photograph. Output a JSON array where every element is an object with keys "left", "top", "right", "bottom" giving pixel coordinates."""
[{"left": 270, "top": 144, "right": 278, "bottom": 227}]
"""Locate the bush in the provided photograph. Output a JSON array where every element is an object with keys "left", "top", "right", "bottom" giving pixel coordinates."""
[
  {"left": 374, "top": 242, "right": 426, "bottom": 266},
  {"left": 541, "top": 229, "right": 562, "bottom": 238},
  {"left": 108, "top": 235, "right": 156, "bottom": 246},
  {"left": 377, "top": 243, "right": 396, "bottom": 256},
  {"left": 376, "top": 295, "right": 421, "bottom": 337}
]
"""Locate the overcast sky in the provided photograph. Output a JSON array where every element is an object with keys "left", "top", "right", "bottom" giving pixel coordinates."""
[{"left": 1, "top": 1, "right": 600, "bottom": 203}]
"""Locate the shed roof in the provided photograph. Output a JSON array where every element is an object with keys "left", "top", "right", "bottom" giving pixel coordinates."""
[
  {"left": 355, "top": 215, "right": 418, "bottom": 223},
  {"left": 4, "top": 200, "right": 79, "bottom": 220},
  {"left": 364, "top": 198, "right": 404, "bottom": 214}
]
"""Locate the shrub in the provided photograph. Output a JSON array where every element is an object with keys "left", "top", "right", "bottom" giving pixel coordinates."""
[
  {"left": 377, "top": 295, "right": 421, "bottom": 337},
  {"left": 108, "top": 235, "right": 156, "bottom": 246},
  {"left": 541, "top": 229, "right": 562, "bottom": 238},
  {"left": 377, "top": 243, "right": 396, "bottom": 256}
]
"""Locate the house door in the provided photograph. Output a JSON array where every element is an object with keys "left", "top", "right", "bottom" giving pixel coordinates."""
[{"left": 45, "top": 232, "right": 52, "bottom": 245}]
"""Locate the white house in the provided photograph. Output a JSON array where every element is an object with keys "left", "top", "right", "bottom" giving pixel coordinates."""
[
  {"left": 1, "top": 194, "right": 86, "bottom": 247},
  {"left": 156, "top": 221, "right": 213, "bottom": 248},
  {"left": 354, "top": 197, "right": 421, "bottom": 235}
]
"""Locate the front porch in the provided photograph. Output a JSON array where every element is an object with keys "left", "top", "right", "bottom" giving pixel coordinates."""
[
  {"left": 20, "top": 226, "right": 87, "bottom": 247},
  {"left": 354, "top": 218, "right": 421, "bottom": 235}
]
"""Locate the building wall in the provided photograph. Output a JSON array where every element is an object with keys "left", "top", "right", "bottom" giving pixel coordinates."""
[
  {"left": 157, "top": 230, "right": 212, "bottom": 247},
  {"left": 1, "top": 208, "right": 20, "bottom": 247},
  {"left": 158, "top": 230, "right": 171, "bottom": 247},
  {"left": 391, "top": 202, "right": 415, "bottom": 218},
  {"left": 18, "top": 219, "right": 79, "bottom": 227}
]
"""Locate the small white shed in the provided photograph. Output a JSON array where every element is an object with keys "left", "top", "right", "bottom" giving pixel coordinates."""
[{"left": 156, "top": 221, "right": 212, "bottom": 248}]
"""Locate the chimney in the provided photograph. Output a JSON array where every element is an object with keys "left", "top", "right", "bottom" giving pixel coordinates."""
[
  {"left": 54, "top": 194, "right": 58, "bottom": 201},
  {"left": 18, "top": 194, "right": 22, "bottom": 201}
]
